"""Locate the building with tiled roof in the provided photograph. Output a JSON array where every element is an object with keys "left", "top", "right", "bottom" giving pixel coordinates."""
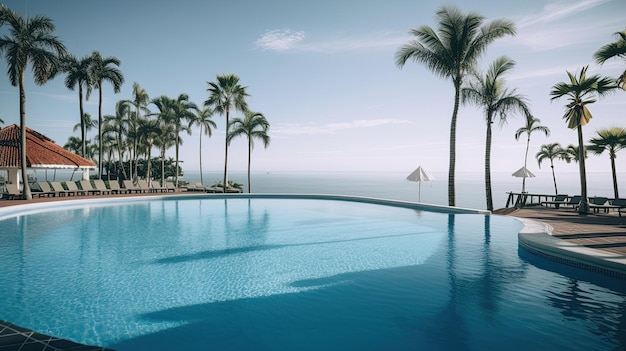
[{"left": 0, "top": 124, "right": 96, "bottom": 187}]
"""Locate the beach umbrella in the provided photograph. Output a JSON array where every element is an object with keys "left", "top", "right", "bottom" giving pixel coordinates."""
[
  {"left": 407, "top": 166, "right": 434, "bottom": 202},
  {"left": 512, "top": 166, "right": 535, "bottom": 193}
]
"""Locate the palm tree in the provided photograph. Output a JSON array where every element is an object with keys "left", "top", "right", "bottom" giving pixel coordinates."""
[
  {"left": 514, "top": 115, "right": 550, "bottom": 195},
  {"left": 227, "top": 111, "right": 270, "bottom": 193},
  {"left": 189, "top": 107, "right": 217, "bottom": 185},
  {"left": 73, "top": 112, "right": 97, "bottom": 140},
  {"left": 594, "top": 27, "right": 626, "bottom": 90},
  {"left": 461, "top": 57, "right": 530, "bottom": 211},
  {"left": 171, "top": 94, "right": 197, "bottom": 187},
  {"left": 536, "top": 143, "right": 569, "bottom": 195},
  {"left": 62, "top": 53, "right": 93, "bottom": 157},
  {"left": 136, "top": 117, "right": 161, "bottom": 182},
  {"left": 395, "top": 6, "right": 515, "bottom": 206},
  {"left": 588, "top": 127, "right": 626, "bottom": 199},
  {"left": 0, "top": 5, "right": 67, "bottom": 199},
  {"left": 564, "top": 144, "right": 587, "bottom": 164},
  {"left": 103, "top": 101, "right": 132, "bottom": 177},
  {"left": 89, "top": 50, "right": 124, "bottom": 179},
  {"left": 205, "top": 74, "right": 249, "bottom": 193},
  {"left": 151, "top": 95, "right": 178, "bottom": 184},
  {"left": 550, "top": 66, "right": 615, "bottom": 214},
  {"left": 125, "top": 82, "right": 150, "bottom": 180}
]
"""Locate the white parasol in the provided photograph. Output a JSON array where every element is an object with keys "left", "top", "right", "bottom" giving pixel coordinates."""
[{"left": 407, "top": 166, "right": 434, "bottom": 202}]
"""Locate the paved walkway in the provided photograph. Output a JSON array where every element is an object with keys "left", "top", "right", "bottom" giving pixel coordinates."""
[{"left": 494, "top": 206, "right": 626, "bottom": 256}]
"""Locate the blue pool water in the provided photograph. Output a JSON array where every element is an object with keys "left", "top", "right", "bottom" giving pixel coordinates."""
[{"left": 0, "top": 196, "right": 625, "bottom": 350}]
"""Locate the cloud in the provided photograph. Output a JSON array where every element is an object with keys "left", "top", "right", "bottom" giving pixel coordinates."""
[
  {"left": 273, "top": 118, "right": 411, "bottom": 136},
  {"left": 255, "top": 29, "right": 305, "bottom": 51},
  {"left": 255, "top": 29, "right": 409, "bottom": 53},
  {"left": 516, "top": 0, "right": 609, "bottom": 28}
]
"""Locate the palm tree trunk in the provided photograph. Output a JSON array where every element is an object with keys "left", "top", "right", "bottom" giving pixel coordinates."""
[
  {"left": 448, "top": 82, "right": 460, "bottom": 207},
  {"left": 550, "top": 162, "right": 558, "bottom": 195},
  {"left": 223, "top": 110, "right": 230, "bottom": 193},
  {"left": 161, "top": 148, "right": 166, "bottom": 186},
  {"left": 98, "top": 84, "right": 103, "bottom": 179},
  {"left": 19, "top": 74, "right": 32, "bottom": 200},
  {"left": 522, "top": 135, "right": 530, "bottom": 194},
  {"left": 247, "top": 137, "right": 252, "bottom": 193},
  {"left": 485, "top": 120, "right": 493, "bottom": 211},
  {"left": 146, "top": 147, "right": 152, "bottom": 182},
  {"left": 610, "top": 155, "right": 619, "bottom": 199},
  {"left": 175, "top": 131, "right": 179, "bottom": 187},
  {"left": 199, "top": 126, "right": 204, "bottom": 185},
  {"left": 79, "top": 85, "right": 86, "bottom": 157},
  {"left": 577, "top": 126, "right": 589, "bottom": 214}
]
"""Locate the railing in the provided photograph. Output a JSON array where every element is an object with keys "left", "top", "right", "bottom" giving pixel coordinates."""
[{"left": 505, "top": 192, "right": 561, "bottom": 208}]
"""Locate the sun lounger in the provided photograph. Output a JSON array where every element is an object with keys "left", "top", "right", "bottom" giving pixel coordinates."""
[
  {"left": 123, "top": 180, "right": 143, "bottom": 193},
  {"left": 165, "top": 181, "right": 176, "bottom": 192},
  {"left": 37, "top": 181, "right": 60, "bottom": 197},
  {"left": 108, "top": 180, "right": 127, "bottom": 194},
  {"left": 137, "top": 179, "right": 157, "bottom": 193},
  {"left": 79, "top": 180, "right": 101, "bottom": 195},
  {"left": 93, "top": 179, "right": 112, "bottom": 195},
  {"left": 65, "top": 181, "right": 87, "bottom": 196},
  {"left": 2, "top": 183, "right": 21, "bottom": 200},
  {"left": 50, "top": 182, "right": 72, "bottom": 196},
  {"left": 149, "top": 180, "right": 168, "bottom": 193},
  {"left": 540, "top": 194, "right": 569, "bottom": 208},
  {"left": 557, "top": 195, "right": 581, "bottom": 209},
  {"left": 612, "top": 199, "right": 626, "bottom": 217}
]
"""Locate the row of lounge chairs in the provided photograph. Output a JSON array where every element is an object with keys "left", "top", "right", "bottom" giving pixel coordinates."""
[
  {"left": 31, "top": 179, "right": 177, "bottom": 197},
  {"left": 541, "top": 195, "right": 626, "bottom": 216}
]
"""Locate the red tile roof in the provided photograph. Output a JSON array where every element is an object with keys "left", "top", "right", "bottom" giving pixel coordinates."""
[{"left": 0, "top": 124, "right": 96, "bottom": 168}]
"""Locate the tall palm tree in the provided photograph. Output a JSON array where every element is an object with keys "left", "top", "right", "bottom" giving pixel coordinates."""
[
  {"left": 150, "top": 95, "right": 178, "bottom": 184},
  {"left": 514, "top": 115, "right": 550, "bottom": 195},
  {"left": 89, "top": 50, "right": 124, "bottom": 179},
  {"left": 136, "top": 117, "right": 161, "bottom": 182},
  {"left": 171, "top": 94, "right": 197, "bottom": 187},
  {"left": 73, "top": 112, "right": 97, "bottom": 139},
  {"left": 0, "top": 5, "right": 67, "bottom": 199},
  {"left": 594, "top": 27, "right": 626, "bottom": 90},
  {"left": 588, "top": 127, "right": 626, "bottom": 199},
  {"left": 205, "top": 74, "right": 249, "bottom": 193},
  {"left": 125, "top": 82, "right": 150, "bottom": 180},
  {"left": 550, "top": 66, "right": 615, "bottom": 213},
  {"left": 62, "top": 53, "right": 93, "bottom": 157},
  {"left": 103, "top": 100, "right": 132, "bottom": 177},
  {"left": 227, "top": 111, "right": 270, "bottom": 193},
  {"left": 536, "top": 143, "right": 569, "bottom": 195},
  {"left": 189, "top": 107, "right": 217, "bottom": 185},
  {"left": 395, "top": 6, "right": 515, "bottom": 206},
  {"left": 461, "top": 57, "right": 530, "bottom": 211}
]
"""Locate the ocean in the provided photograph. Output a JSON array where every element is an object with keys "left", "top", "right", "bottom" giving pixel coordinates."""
[
  {"left": 178, "top": 170, "right": 623, "bottom": 210},
  {"left": 15, "top": 168, "right": 621, "bottom": 210}
]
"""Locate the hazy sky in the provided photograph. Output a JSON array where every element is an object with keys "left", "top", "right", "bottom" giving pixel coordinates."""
[{"left": 0, "top": 0, "right": 624, "bottom": 175}]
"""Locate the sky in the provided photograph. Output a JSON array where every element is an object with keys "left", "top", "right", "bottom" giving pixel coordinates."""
[{"left": 0, "top": 0, "right": 624, "bottom": 176}]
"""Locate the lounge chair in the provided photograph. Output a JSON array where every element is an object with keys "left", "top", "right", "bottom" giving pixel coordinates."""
[
  {"left": 65, "top": 181, "right": 87, "bottom": 196},
  {"left": 165, "top": 181, "right": 176, "bottom": 192},
  {"left": 37, "top": 181, "right": 60, "bottom": 197},
  {"left": 79, "top": 180, "right": 101, "bottom": 195},
  {"left": 108, "top": 180, "right": 127, "bottom": 194},
  {"left": 150, "top": 180, "right": 168, "bottom": 193},
  {"left": 540, "top": 194, "right": 569, "bottom": 208},
  {"left": 556, "top": 195, "right": 581, "bottom": 209},
  {"left": 123, "top": 180, "right": 143, "bottom": 193},
  {"left": 611, "top": 199, "right": 626, "bottom": 217},
  {"left": 2, "top": 183, "right": 21, "bottom": 200},
  {"left": 50, "top": 181, "right": 72, "bottom": 196},
  {"left": 93, "top": 179, "right": 112, "bottom": 195}
]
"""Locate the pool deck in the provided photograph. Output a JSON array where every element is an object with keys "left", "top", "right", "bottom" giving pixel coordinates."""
[{"left": 1, "top": 194, "right": 625, "bottom": 350}]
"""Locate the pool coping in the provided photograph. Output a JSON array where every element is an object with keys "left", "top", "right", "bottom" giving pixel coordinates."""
[{"left": 515, "top": 217, "right": 626, "bottom": 280}]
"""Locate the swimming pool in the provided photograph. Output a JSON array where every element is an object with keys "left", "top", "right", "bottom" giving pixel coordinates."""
[{"left": 0, "top": 195, "right": 624, "bottom": 350}]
